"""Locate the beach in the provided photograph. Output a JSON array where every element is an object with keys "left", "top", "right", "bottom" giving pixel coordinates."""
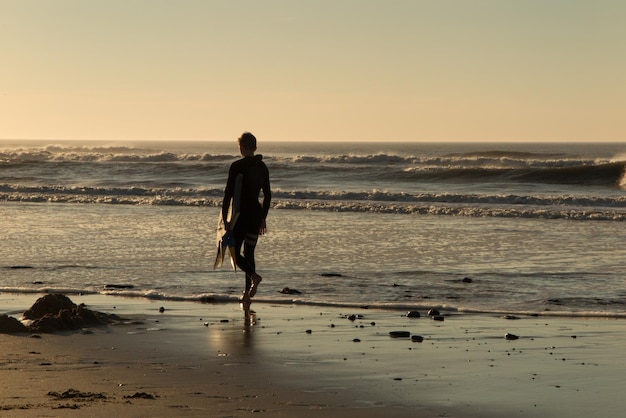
[
  {"left": 2, "top": 293, "right": 624, "bottom": 417},
  {"left": 1, "top": 141, "right": 625, "bottom": 416}
]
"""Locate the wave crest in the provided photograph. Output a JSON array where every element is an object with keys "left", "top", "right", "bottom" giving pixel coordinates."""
[{"left": 2, "top": 183, "right": 625, "bottom": 221}]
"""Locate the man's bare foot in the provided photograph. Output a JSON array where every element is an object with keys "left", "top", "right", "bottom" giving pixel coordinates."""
[{"left": 248, "top": 274, "right": 262, "bottom": 298}]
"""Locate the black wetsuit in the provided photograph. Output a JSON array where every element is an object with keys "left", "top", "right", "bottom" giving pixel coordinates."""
[{"left": 222, "top": 155, "right": 271, "bottom": 290}]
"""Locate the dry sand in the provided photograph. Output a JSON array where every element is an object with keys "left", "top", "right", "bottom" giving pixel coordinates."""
[{"left": 1, "top": 293, "right": 624, "bottom": 417}]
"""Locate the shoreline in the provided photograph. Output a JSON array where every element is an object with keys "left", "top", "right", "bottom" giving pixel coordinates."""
[
  {"left": 1, "top": 293, "right": 625, "bottom": 417},
  {"left": 3, "top": 289, "right": 625, "bottom": 319}
]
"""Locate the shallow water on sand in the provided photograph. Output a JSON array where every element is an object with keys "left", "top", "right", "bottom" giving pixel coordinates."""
[{"left": 1, "top": 202, "right": 624, "bottom": 317}]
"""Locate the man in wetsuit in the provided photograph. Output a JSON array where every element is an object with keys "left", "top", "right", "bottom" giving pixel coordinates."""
[{"left": 222, "top": 132, "right": 271, "bottom": 304}]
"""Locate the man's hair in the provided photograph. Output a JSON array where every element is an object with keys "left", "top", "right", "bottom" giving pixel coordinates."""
[{"left": 238, "top": 132, "right": 257, "bottom": 150}]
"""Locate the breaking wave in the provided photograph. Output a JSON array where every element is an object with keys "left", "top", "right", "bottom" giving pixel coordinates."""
[{"left": 1, "top": 183, "right": 625, "bottom": 221}]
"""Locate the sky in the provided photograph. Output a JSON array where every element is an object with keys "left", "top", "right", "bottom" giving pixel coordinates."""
[{"left": 0, "top": 0, "right": 625, "bottom": 143}]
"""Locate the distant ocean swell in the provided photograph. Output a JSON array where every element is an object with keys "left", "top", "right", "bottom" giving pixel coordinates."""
[
  {"left": 1, "top": 184, "right": 625, "bottom": 221},
  {"left": 0, "top": 146, "right": 618, "bottom": 165},
  {"left": 401, "top": 162, "right": 626, "bottom": 186}
]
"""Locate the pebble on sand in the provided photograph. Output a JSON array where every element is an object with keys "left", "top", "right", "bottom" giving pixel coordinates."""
[
  {"left": 505, "top": 333, "right": 520, "bottom": 340},
  {"left": 407, "top": 311, "right": 421, "bottom": 318},
  {"left": 279, "top": 287, "right": 302, "bottom": 295},
  {"left": 389, "top": 331, "right": 411, "bottom": 338}
]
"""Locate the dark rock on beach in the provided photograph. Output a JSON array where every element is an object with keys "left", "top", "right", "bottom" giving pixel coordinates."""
[
  {"left": 505, "top": 333, "right": 520, "bottom": 340},
  {"left": 407, "top": 311, "right": 421, "bottom": 318},
  {"left": 320, "top": 273, "right": 343, "bottom": 277},
  {"left": 4, "top": 294, "right": 121, "bottom": 334},
  {"left": 427, "top": 309, "right": 440, "bottom": 316},
  {"left": 23, "top": 294, "right": 76, "bottom": 320},
  {"left": 103, "top": 284, "right": 135, "bottom": 289},
  {"left": 0, "top": 315, "right": 29, "bottom": 334},
  {"left": 279, "top": 287, "right": 302, "bottom": 295},
  {"left": 389, "top": 331, "right": 411, "bottom": 338}
]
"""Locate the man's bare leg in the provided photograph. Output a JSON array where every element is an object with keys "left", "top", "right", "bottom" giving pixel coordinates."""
[{"left": 248, "top": 273, "right": 262, "bottom": 298}]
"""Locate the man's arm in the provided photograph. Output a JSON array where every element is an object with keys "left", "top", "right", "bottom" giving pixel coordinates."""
[
  {"left": 261, "top": 166, "right": 271, "bottom": 219},
  {"left": 222, "top": 164, "right": 236, "bottom": 227},
  {"left": 259, "top": 166, "right": 271, "bottom": 235}
]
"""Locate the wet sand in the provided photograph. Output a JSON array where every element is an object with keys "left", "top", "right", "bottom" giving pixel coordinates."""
[{"left": 1, "top": 293, "right": 624, "bottom": 417}]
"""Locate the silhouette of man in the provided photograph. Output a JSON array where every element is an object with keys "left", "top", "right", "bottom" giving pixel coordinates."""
[{"left": 222, "top": 132, "right": 271, "bottom": 304}]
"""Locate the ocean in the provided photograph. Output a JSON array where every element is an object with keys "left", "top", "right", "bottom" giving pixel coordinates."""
[{"left": 1, "top": 140, "right": 625, "bottom": 317}]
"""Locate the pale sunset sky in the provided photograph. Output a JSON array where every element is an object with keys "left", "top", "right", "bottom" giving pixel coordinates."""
[{"left": 1, "top": 0, "right": 624, "bottom": 142}]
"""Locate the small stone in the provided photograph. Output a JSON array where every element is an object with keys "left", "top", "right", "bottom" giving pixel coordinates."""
[
  {"left": 432, "top": 316, "right": 444, "bottom": 321},
  {"left": 407, "top": 311, "right": 421, "bottom": 318},
  {"left": 389, "top": 331, "right": 411, "bottom": 338},
  {"left": 505, "top": 333, "right": 519, "bottom": 340},
  {"left": 427, "top": 309, "right": 440, "bottom": 316},
  {"left": 411, "top": 335, "right": 424, "bottom": 343},
  {"left": 158, "top": 307, "right": 165, "bottom": 313},
  {"left": 305, "top": 329, "right": 312, "bottom": 334},
  {"left": 462, "top": 277, "right": 473, "bottom": 283},
  {"left": 353, "top": 338, "right": 361, "bottom": 343},
  {"left": 279, "top": 287, "right": 302, "bottom": 295}
]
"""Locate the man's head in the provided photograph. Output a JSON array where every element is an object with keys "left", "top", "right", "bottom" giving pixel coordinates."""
[{"left": 238, "top": 132, "right": 257, "bottom": 153}]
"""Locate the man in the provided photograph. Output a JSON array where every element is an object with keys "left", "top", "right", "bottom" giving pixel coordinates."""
[{"left": 222, "top": 132, "right": 271, "bottom": 304}]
